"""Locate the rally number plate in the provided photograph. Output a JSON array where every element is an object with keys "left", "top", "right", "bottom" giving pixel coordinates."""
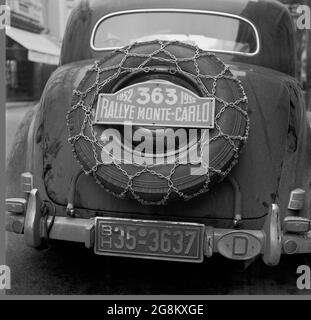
[
  {"left": 93, "top": 80, "right": 215, "bottom": 128},
  {"left": 94, "top": 217, "right": 205, "bottom": 263}
]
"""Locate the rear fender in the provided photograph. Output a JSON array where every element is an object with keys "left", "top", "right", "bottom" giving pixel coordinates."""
[{"left": 6, "top": 106, "right": 38, "bottom": 198}]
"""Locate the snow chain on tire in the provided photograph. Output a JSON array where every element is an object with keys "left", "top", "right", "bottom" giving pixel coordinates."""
[{"left": 67, "top": 40, "right": 250, "bottom": 205}]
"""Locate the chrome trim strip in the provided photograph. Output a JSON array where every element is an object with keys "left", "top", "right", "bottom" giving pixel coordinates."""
[{"left": 90, "top": 9, "right": 260, "bottom": 57}]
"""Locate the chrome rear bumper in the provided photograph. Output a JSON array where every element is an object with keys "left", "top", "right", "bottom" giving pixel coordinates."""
[{"left": 6, "top": 189, "right": 311, "bottom": 266}]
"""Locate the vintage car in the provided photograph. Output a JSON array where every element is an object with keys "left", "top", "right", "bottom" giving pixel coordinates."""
[{"left": 5, "top": 0, "right": 311, "bottom": 266}]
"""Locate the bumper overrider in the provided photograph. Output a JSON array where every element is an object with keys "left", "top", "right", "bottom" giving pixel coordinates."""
[{"left": 6, "top": 188, "right": 311, "bottom": 266}]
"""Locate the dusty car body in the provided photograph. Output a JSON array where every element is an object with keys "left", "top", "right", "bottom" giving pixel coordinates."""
[{"left": 6, "top": 0, "right": 311, "bottom": 266}]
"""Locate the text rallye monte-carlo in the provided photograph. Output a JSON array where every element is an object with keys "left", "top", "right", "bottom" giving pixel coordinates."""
[{"left": 6, "top": 0, "right": 311, "bottom": 266}]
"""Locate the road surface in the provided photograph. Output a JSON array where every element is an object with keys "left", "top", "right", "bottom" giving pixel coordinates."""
[{"left": 5, "top": 103, "right": 311, "bottom": 295}]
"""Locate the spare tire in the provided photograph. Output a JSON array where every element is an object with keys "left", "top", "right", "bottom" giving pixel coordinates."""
[{"left": 67, "top": 40, "right": 249, "bottom": 205}]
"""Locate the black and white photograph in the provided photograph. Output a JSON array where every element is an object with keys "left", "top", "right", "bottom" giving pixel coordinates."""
[{"left": 1, "top": 0, "right": 311, "bottom": 300}]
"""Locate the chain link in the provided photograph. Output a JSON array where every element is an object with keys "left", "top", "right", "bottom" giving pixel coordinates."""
[{"left": 67, "top": 40, "right": 250, "bottom": 205}]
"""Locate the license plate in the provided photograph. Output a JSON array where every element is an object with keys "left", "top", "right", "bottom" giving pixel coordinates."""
[{"left": 94, "top": 217, "right": 205, "bottom": 263}]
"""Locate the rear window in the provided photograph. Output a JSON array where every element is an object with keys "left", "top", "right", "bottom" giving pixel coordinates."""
[{"left": 91, "top": 10, "right": 259, "bottom": 56}]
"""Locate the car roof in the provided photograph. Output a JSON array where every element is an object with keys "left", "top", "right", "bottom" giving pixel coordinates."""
[
  {"left": 61, "top": 0, "right": 296, "bottom": 76},
  {"left": 87, "top": 0, "right": 281, "bottom": 16}
]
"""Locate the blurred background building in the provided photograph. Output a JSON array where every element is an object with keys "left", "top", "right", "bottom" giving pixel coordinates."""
[
  {"left": 5, "top": 0, "right": 79, "bottom": 102},
  {"left": 4, "top": 0, "right": 311, "bottom": 109},
  {"left": 279, "top": 0, "right": 311, "bottom": 108}
]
